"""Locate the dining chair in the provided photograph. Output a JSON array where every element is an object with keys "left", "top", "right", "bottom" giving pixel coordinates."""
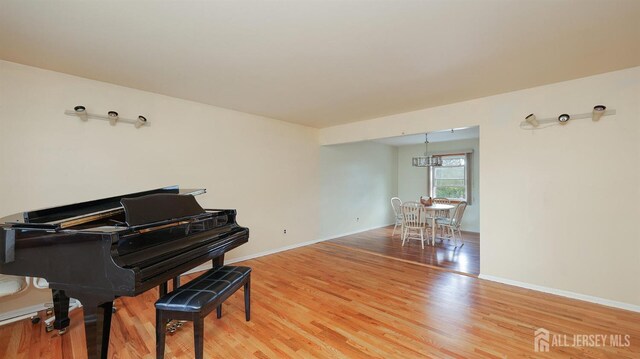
[
  {"left": 390, "top": 197, "right": 403, "bottom": 237},
  {"left": 436, "top": 201, "right": 468, "bottom": 246},
  {"left": 401, "top": 201, "right": 430, "bottom": 249},
  {"left": 432, "top": 197, "right": 451, "bottom": 217},
  {"left": 419, "top": 196, "right": 433, "bottom": 224},
  {"left": 432, "top": 197, "right": 450, "bottom": 205},
  {"left": 432, "top": 197, "right": 451, "bottom": 238}
]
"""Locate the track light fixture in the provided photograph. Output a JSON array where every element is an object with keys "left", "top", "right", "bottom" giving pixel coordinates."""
[
  {"left": 525, "top": 114, "right": 539, "bottom": 127},
  {"left": 520, "top": 104, "right": 614, "bottom": 130},
  {"left": 74, "top": 105, "right": 88, "bottom": 121},
  {"left": 557, "top": 114, "right": 570, "bottom": 123},
  {"left": 108, "top": 111, "right": 119, "bottom": 126},
  {"left": 65, "top": 106, "right": 150, "bottom": 128},
  {"left": 135, "top": 115, "right": 147, "bottom": 128},
  {"left": 592, "top": 105, "right": 606, "bottom": 121}
]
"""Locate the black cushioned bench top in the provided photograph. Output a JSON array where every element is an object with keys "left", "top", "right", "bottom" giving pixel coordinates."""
[{"left": 156, "top": 266, "right": 251, "bottom": 312}]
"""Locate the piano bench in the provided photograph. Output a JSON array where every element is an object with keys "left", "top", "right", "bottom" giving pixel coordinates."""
[{"left": 155, "top": 265, "right": 251, "bottom": 359}]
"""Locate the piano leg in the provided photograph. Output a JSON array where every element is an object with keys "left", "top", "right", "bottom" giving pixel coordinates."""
[
  {"left": 79, "top": 298, "right": 114, "bottom": 359},
  {"left": 212, "top": 254, "right": 225, "bottom": 268},
  {"left": 159, "top": 282, "right": 168, "bottom": 297},
  {"left": 52, "top": 289, "right": 70, "bottom": 330}
]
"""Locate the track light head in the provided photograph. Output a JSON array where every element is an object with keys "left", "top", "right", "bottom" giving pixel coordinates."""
[
  {"left": 592, "top": 105, "right": 606, "bottom": 121},
  {"left": 74, "top": 105, "right": 88, "bottom": 121},
  {"left": 135, "top": 115, "right": 147, "bottom": 128},
  {"left": 558, "top": 113, "right": 570, "bottom": 123},
  {"left": 525, "top": 113, "right": 539, "bottom": 127},
  {"left": 108, "top": 111, "right": 119, "bottom": 126}
]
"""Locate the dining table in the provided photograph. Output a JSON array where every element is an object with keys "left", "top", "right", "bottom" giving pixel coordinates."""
[{"left": 421, "top": 203, "right": 455, "bottom": 244}]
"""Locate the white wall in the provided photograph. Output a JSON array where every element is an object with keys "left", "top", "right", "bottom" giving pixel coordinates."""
[
  {"left": 397, "top": 145, "right": 428, "bottom": 205},
  {"left": 320, "top": 67, "right": 640, "bottom": 308},
  {"left": 0, "top": 60, "right": 323, "bottom": 259},
  {"left": 0, "top": 60, "right": 323, "bottom": 313},
  {"left": 397, "top": 138, "right": 480, "bottom": 232},
  {"left": 319, "top": 142, "right": 397, "bottom": 239}
]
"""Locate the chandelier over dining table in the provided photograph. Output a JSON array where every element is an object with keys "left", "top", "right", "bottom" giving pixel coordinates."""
[{"left": 412, "top": 133, "right": 443, "bottom": 167}]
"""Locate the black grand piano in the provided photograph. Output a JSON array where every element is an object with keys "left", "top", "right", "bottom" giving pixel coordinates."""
[{"left": 0, "top": 186, "right": 249, "bottom": 359}]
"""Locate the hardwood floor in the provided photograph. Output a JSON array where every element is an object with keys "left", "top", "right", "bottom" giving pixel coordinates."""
[
  {"left": 1, "top": 242, "right": 638, "bottom": 358},
  {"left": 329, "top": 225, "right": 480, "bottom": 275}
]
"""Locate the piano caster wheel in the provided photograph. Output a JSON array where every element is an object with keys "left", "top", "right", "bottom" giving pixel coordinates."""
[
  {"left": 166, "top": 320, "right": 186, "bottom": 333},
  {"left": 45, "top": 324, "right": 67, "bottom": 335},
  {"left": 31, "top": 316, "right": 41, "bottom": 324}
]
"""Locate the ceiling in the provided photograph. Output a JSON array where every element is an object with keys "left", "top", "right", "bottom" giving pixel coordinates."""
[
  {"left": 1, "top": 1, "right": 639, "bottom": 129},
  {"left": 374, "top": 126, "right": 479, "bottom": 146}
]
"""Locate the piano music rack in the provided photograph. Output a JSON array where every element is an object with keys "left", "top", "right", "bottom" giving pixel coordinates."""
[{"left": 65, "top": 105, "right": 150, "bottom": 128}]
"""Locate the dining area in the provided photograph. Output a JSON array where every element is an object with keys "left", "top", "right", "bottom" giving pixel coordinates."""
[
  {"left": 390, "top": 197, "right": 468, "bottom": 249},
  {"left": 329, "top": 195, "right": 478, "bottom": 276},
  {"left": 327, "top": 132, "right": 480, "bottom": 275}
]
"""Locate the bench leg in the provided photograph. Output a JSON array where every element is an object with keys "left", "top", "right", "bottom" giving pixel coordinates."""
[
  {"left": 194, "top": 317, "right": 204, "bottom": 359},
  {"left": 244, "top": 276, "right": 251, "bottom": 321},
  {"left": 156, "top": 309, "right": 166, "bottom": 359},
  {"left": 216, "top": 305, "right": 222, "bottom": 319}
]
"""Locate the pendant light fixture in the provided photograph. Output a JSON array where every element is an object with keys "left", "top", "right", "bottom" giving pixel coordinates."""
[{"left": 412, "top": 133, "right": 442, "bottom": 167}]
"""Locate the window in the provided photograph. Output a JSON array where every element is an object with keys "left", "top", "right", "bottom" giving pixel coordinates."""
[{"left": 428, "top": 153, "right": 471, "bottom": 203}]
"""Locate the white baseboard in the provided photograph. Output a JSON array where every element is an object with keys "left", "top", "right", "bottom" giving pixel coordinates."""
[
  {"left": 184, "top": 223, "right": 394, "bottom": 275},
  {"left": 478, "top": 274, "right": 640, "bottom": 313}
]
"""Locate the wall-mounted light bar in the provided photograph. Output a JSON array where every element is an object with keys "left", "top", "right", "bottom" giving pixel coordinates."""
[
  {"left": 65, "top": 106, "right": 150, "bottom": 128},
  {"left": 520, "top": 105, "right": 614, "bottom": 130}
]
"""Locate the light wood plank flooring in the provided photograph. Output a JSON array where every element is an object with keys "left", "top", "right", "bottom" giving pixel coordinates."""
[
  {"left": 329, "top": 225, "right": 480, "bottom": 275},
  {"left": 0, "top": 242, "right": 638, "bottom": 358}
]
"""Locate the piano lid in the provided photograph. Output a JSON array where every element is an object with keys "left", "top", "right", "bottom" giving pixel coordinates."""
[
  {"left": 121, "top": 194, "right": 206, "bottom": 227},
  {"left": 1, "top": 186, "right": 206, "bottom": 230}
]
